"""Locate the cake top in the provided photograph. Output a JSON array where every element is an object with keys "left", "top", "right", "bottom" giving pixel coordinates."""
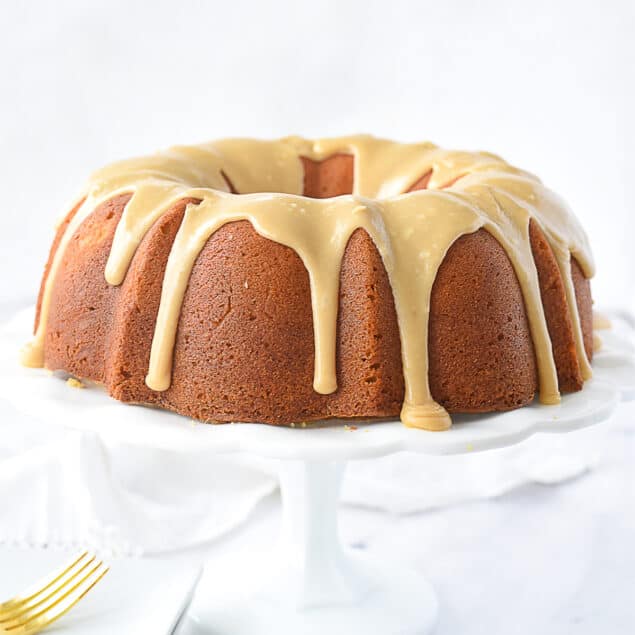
[{"left": 24, "top": 136, "right": 594, "bottom": 430}]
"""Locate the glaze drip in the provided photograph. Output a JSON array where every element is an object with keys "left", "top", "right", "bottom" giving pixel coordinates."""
[{"left": 22, "top": 136, "right": 595, "bottom": 430}]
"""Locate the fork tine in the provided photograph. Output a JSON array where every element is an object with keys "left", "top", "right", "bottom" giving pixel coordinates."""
[
  {"left": 7, "top": 565, "right": 109, "bottom": 635},
  {"left": 0, "top": 561, "right": 106, "bottom": 630},
  {"left": 0, "top": 554, "right": 97, "bottom": 623},
  {"left": 0, "top": 552, "right": 91, "bottom": 613}
]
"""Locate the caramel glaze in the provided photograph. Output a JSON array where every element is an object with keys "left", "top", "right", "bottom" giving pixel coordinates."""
[{"left": 23, "top": 136, "right": 595, "bottom": 431}]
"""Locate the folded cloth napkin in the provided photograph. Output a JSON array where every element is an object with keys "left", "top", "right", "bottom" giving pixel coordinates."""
[
  {"left": 0, "top": 413, "right": 277, "bottom": 555},
  {"left": 0, "top": 309, "right": 632, "bottom": 554},
  {"left": 341, "top": 429, "right": 608, "bottom": 514}
]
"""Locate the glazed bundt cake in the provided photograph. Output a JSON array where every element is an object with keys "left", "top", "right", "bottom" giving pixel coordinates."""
[{"left": 22, "top": 136, "right": 594, "bottom": 431}]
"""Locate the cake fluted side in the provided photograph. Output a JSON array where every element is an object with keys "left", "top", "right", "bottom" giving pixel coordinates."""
[{"left": 24, "top": 136, "right": 595, "bottom": 430}]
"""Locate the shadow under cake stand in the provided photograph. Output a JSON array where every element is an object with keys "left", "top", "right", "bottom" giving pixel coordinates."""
[{"left": 1, "top": 310, "right": 634, "bottom": 635}]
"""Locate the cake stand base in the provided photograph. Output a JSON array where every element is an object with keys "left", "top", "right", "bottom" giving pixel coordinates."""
[{"left": 190, "top": 460, "right": 437, "bottom": 635}]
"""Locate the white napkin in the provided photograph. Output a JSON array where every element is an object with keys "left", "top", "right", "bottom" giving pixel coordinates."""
[
  {"left": 341, "top": 429, "right": 606, "bottom": 514},
  {"left": 0, "top": 415, "right": 277, "bottom": 555}
]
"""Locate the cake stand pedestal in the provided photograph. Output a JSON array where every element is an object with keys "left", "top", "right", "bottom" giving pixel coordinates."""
[
  {"left": 191, "top": 458, "right": 437, "bottom": 634},
  {"left": 1, "top": 309, "right": 634, "bottom": 634}
]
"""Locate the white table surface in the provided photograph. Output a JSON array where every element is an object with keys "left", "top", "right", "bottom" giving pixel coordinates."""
[{"left": 1, "top": 299, "right": 634, "bottom": 634}]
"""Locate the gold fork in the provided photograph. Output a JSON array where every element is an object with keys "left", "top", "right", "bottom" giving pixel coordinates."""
[{"left": 0, "top": 552, "right": 109, "bottom": 634}]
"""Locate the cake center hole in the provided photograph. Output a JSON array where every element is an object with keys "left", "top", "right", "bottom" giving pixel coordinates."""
[{"left": 301, "top": 154, "right": 354, "bottom": 198}]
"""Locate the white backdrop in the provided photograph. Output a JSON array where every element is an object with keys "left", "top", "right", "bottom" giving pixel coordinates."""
[{"left": 1, "top": 0, "right": 633, "bottom": 310}]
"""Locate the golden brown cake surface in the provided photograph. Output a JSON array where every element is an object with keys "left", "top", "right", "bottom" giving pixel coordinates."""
[{"left": 25, "top": 136, "right": 595, "bottom": 430}]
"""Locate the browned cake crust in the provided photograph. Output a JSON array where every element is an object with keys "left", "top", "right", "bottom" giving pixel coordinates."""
[
  {"left": 42, "top": 194, "right": 131, "bottom": 381},
  {"left": 529, "top": 220, "right": 584, "bottom": 392},
  {"left": 34, "top": 198, "right": 83, "bottom": 333},
  {"left": 571, "top": 257, "right": 593, "bottom": 362},
  {"left": 428, "top": 229, "right": 538, "bottom": 412},
  {"left": 35, "top": 154, "right": 594, "bottom": 425}
]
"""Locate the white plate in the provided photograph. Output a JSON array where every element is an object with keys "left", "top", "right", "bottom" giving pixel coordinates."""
[{"left": 0, "top": 547, "right": 200, "bottom": 635}]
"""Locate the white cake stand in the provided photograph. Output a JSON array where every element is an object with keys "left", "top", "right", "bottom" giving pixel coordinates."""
[{"left": 1, "top": 309, "right": 634, "bottom": 635}]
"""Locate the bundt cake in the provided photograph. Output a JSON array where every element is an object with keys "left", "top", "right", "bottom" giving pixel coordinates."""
[{"left": 22, "top": 136, "right": 594, "bottom": 431}]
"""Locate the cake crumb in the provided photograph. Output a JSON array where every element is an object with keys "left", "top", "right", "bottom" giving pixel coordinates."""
[
  {"left": 290, "top": 422, "right": 296, "bottom": 428},
  {"left": 344, "top": 424, "right": 358, "bottom": 431},
  {"left": 66, "top": 377, "right": 85, "bottom": 389},
  {"left": 466, "top": 443, "right": 474, "bottom": 452}
]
